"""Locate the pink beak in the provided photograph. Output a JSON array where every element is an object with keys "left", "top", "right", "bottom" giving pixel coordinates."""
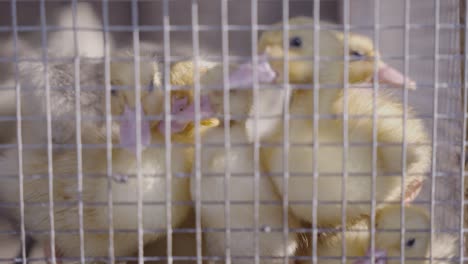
[
  {"left": 373, "top": 62, "right": 417, "bottom": 90},
  {"left": 227, "top": 55, "right": 277, "bottom": 88}
]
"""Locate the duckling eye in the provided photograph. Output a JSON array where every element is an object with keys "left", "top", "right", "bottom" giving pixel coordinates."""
[
  {"left": 289, "top": 36, "right": 302, "bottom": 48},
  {"left": 350, "top": 50, "right": 365, "bottom": 59},
  {"left": 406, "top": 238, "right": 416, "bottom": 248},
  {"left": 111, "top": 89, "right": 118, "bottom": 96}
]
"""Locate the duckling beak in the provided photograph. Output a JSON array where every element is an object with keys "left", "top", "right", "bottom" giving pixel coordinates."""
[
  {"left": 228, "top": 54, "right": 278, "bottom": 87},
  {"left": 352, "top": 249, "right": 387, "bottom": 264},
  {"left": 373, "top": 62, "right": 417, "bottom": 90}
]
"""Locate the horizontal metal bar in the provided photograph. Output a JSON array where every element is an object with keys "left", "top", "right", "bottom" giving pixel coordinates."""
[{"left": 0, "top": 23, "right": 465, "bottom": 33}]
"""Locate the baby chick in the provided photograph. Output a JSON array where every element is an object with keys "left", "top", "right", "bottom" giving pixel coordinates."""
[
  {"left": 297, "top": 205, "right": 457, "bottom": 264},
  {"left": 161, "top": 61, "right": 300, "bottom": 263},
  {"left": 258, "top": 17, "right": 431, "bottom": 228}
]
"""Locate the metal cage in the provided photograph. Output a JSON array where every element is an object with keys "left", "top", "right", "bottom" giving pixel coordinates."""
[{"left": 0, "top": 0, "right": 464, "bottom": 263}]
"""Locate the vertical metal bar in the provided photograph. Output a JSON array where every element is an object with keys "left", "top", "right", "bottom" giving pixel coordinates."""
[
  {"left": 102, "top": 0, "right": 116, "bottom": 263},
  {"left": 431, "top": 0, "right": 441, "bottom": 263},
  {"left": 281, "top": 0, "right": 290, "bottom": 264},
  {"left": 162, "top": 1, "right": 173, "bottom": 264},
  {"left": 221, "top": 0, "right": 232, "bottom": 263},
  {"left": 461, "top": 1, "right": 468, "bottom": 261},
  {"left": 461, "top": 0, "right": 466, "bottom": 103},
  {"left": 10, "top": 1, "right": 26, "bottom": 263},
  {"left": 371, "top": 0, "right": 380, "bottom": 263},
  {"left": 130, "top": 1, "right": 144, "bottom": 264},
  {"left": 250, "top": 0, "right": 260, "bottom": 263},
  {"left": 341, "top": 1, "right": 350, "bottom": 263},
  {"left": 190, "top": 1, "right": 202, "bottom": 264},
  {"left": 39, "top": 1, "right": 57, "bottom": 263},
  {"left": 70, "top": 1, "right": 85, "bottom": 263},
  {"left": 312, "top": 0, "right": 320, "bottom": 263},
  {"left": 400, "top": 0, "right": 411, "bottom": 263}
]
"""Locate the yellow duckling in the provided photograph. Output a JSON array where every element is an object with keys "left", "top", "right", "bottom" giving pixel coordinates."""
[
  {"left": 258, "top": 16, "right": 431, "bottom": 228},
  {"left": 297, "top": 205, "right": 457, "bottom": 264},
  {"left": 160, "top": 61, "right": 300, "bottom": 263}
]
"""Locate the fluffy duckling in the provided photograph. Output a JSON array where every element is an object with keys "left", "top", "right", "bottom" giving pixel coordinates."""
[
  {"left": 160, "top": 61, "right": 300, "bottom": 263},
  {"left": 0, "top": 49, "right": 220, "bottom": 262},
  {"left": 258, "top": 17, "right": 431, "bottom": 228},
  {"left": 297, "top": 205, "right": 457, "bottom": 264}
]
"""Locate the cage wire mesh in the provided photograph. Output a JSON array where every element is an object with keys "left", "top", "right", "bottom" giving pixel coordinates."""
[{"left": 0, "top": 0, "right": 464, "bottom": 263}]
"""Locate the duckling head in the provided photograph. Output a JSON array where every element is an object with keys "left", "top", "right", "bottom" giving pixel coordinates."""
[{"left": 258, "top": 16, "right": 416, "bottom": 89}]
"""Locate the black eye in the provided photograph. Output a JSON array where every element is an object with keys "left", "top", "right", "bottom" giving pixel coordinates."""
[
  {"left": 111, "top": 89, "right": 117, "bottom": 96},
  {"left": 351, "top": 51, "right": 365, "bottom": 59},
  {"left": 289, "top": 37, "right": 302, "bottom": 48},
  {"left": 406, "top": 238, "right": 416, "bottom": 248}
]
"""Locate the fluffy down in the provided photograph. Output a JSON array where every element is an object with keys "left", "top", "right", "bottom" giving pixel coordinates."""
[
  {"left": 0, "top": 47, "right": 220, "bottom": 261},
  {"left": 263, "top": 87, "right": 430, "bottom": 227}
]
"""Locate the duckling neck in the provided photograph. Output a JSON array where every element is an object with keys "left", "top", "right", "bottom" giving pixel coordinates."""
[
  {"left": 291, "top": 88, "right": 342, "bottom": 115},
  {"left": 318, "top": 88, "right": 342, "bottom": 114}
]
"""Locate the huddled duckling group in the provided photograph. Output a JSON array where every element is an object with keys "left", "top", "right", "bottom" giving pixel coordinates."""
[{"left": 0, "top": 3, "right": 457, "bottom": 264}]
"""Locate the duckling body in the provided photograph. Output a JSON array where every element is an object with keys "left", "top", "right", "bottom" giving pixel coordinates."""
[
  {"left": 263, "top": 88, "right": 430, "bottom": 227},
  {"left": 196, "top": 124, "right": 298, "bottom": 264}
]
